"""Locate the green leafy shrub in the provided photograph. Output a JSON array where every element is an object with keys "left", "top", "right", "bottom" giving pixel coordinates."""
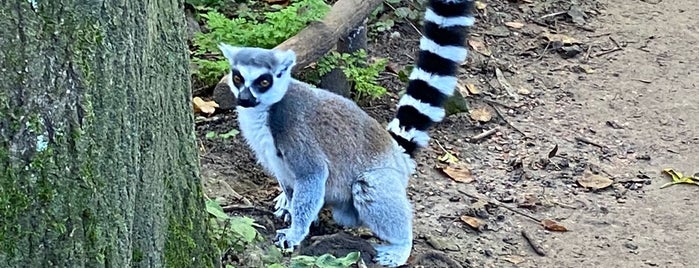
[
  {"left": 191, "top": 0, "right": 330, "bottom": 85},
  {"left": 315, "top": 50, "right": 388, "bottom": 100},
  {"left": 206, "top": 199, "right": 262, "bottom": 257}
]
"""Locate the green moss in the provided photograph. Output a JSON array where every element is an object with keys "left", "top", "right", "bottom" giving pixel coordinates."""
[
  {"left": 165, "top": 216, "right": 199, "bottom": 267},
  {"left": 132, "top": 248, "right": 144, "bottom": 263}
]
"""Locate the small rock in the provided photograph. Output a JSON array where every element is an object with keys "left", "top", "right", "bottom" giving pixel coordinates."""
[
  {"left": 485, "top": 26, "right": 511, "bottom": 37},
  {"left": 558, "top": 45, "right": 583, "bottom": 59},
  {"left": 635, "top": 154, "right": 651, "bottom": 161},
  {"left": 483, "top": 248, "right": 494, "bottom": 257},
  {"left": 624, "top": 242, "right": 639, "bottom": 250},
  {"left": 426, "top": 235, "right": 460, "bottom": 251},
  {"left": 567, "top": 6, "right": 587, "bottom": 25}
]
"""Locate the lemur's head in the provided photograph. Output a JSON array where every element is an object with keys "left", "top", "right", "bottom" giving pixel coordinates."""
[{"left": 218, "top": 43, "right": 296, "bottom": 108}]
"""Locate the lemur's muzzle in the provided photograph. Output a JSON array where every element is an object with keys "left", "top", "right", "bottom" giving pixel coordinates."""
[{"left": 237, "top": 87, "right": 257, "bottom": 108}]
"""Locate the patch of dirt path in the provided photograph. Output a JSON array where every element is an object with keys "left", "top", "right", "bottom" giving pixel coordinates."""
[
  {"left": 407, "top": 0, "right": 699, "bottom": 267},
  {"left": 532, "top": 0, "right": 699, "bottom": 266}
]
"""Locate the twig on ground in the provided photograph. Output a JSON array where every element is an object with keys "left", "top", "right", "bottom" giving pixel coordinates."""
[
  {"left": 584, "top": 44, "right": 593, "bottom": 61},
  {"left": 609, "top": 36, "right": 624, "bottom": 50},
  {"left": 587, "top": 32, "right": 611, "bottom": 38},
  {"left": 539, "top": 11, "right": 567, "bottom": 20},
  {"left": 195, "top": 115, "right": 226, "bottom": 125},
  {"left": 593, "top": 47, "right": 622, "bottom": 57},
  {"left": 593, "top": 36, "right": 624, "bottom": 57},
  {"left": 487, "top": 103, "right": 528, "bottom": 138},
  {"left": 222, "top": 204, "right": 275, "bottom": 216},
  {"left": 537, "top": 41, "right": 551, "bottom": 61},
  {"left": 521, "top": 230, "right": 546, "bottom": 256},
  {"left": 470, "top": 127, "right": 499, "bottom": 142},
  {"left": 480, "top": 98, "right": 517, "bottom": 110},
  {"left": 574, "top": 136, "right": 606, "bottom": 149},
  {"left": 457, "top": 189, "right": 541, "bottom": 224}
]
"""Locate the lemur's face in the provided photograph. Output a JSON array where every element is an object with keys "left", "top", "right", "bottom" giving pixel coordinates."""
[{"left": 218, "top": 44, "right": 296, "bottom": 108}]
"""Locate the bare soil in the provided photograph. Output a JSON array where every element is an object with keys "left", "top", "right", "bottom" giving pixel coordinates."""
[{"left": 195, "top": 0, "right": 699, "bottom": 267}]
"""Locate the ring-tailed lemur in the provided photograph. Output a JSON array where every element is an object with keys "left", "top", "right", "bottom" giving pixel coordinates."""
[{"left": 219, "top": 0, "right": 474, "bottom": 266}]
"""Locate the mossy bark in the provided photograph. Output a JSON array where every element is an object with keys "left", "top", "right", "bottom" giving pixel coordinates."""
[{"left": 0, "top": 1, "right": 215, "bottom": 267}]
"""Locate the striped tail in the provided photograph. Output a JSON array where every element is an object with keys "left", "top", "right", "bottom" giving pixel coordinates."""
[{"left": 387, "top": 0, "right": 475, "bottom": 157}]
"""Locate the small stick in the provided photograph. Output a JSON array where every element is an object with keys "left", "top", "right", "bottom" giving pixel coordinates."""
[
  {"left": 537, "top": 41, "right": 551, "bottom": 61},
  {"left": 587, "top": 32, "right": 611, "bottom": 38},
  {"left": 521, "top": 230, "right": 546, "bottom": 256},
  {"left": 487, "top": 103, "right": 528, "bottom": 138},
  {"left": 593, "top": 47, "right": 622, "bottom": 57},
  {"left": 609, "top": 36, "right": 623, "bottom": 50},
  {"left": 584, "top": 44, "right": 593, "bottom": 61},
  {"left": 539, "top": 11, "right": 567, "bottom": 20},
  {"left": 574, "top": 136, "right": 606, "bottom": 149},
  {"left": 470, "top": 127, "right": 499, "bottom": 142},
  {"left": 222, "top": 204, "right": 275, "bottom": 216},
  {"left": 457, "top": 189, "right": 541, "bottom": 223}
]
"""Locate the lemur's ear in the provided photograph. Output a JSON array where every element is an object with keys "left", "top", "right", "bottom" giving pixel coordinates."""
[
  {"left": 218, "top": 43, "right": 241, "bottom": 63},
  {"left": 273, "top": 49, "right": 296, "bottom": 77}
]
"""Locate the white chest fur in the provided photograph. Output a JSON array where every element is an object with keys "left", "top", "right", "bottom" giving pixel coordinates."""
[{"left": 236, "top": 106, "right": 295, "bottom": 188}]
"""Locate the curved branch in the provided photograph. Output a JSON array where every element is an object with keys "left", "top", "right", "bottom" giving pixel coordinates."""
[{"left": 217, "top": 0, "right": 383, "bottom": 84}]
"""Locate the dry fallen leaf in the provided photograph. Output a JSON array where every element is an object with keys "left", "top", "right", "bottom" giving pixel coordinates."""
[
  {"left": 460, "top": 215, "right": 483, "bottom": 229},
  {"left": 193, "top": 97, "right": 219, "bottom": 115},
  {"left": 660, "top": 168, "right": 699, "bottom": 188},
  {"left": 578, "top": 171, "right": 614, "bottom": 190},
  {"left": 468, "top": 39, "right": 492, "bottom": 56},
  {"left": 542, "top": 32, "right": 578, "bottom": 45},
  {"left": 469, "top": 107, "right": 492, "bottom": 122},
  {"left": 541, "top": 219, "right": 568, "bottom": 232},
  {"left": 475, "top": 1, "right": 487, "bottom": 10},
  {"left": 503, "top": 255, "right": 526, "bottom": 264},
  {"left": 441, "top": 164, "right": 475, "bottom": 183},
  {"left": 504, "top": 21, "right": 525, "bottom": 29},
  {"left": 517, "top": 87, "right": 531, "bottom": 95},
  {"left": 466, "top": 83, "right": 481, "bottom": 95}
]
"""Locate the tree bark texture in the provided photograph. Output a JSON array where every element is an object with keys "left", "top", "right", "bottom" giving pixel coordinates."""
[{"left": 0, "top": 1, "right": 215, "bottom": 267}]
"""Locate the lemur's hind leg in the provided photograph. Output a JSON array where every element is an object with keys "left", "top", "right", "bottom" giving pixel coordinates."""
[
  {"left": 331, "top": 202, "right": 361, "bottom": 228},
  {"left": 352, "top": 168, "right": 413, "bottom": 267}
]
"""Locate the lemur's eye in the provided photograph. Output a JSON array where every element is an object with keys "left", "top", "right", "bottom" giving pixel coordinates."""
[
  {"left": 259, "top": 79, "right": 270, "bottom": 87},
  {"left": 233, "top": 75, "right": 242, "bottom": 84}
]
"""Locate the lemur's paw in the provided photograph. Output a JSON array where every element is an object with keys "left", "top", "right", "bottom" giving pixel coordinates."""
[
  {"left": 274, "top": 228, "right": 305, "bottom": 250},
  {"left": 273, "top": 192, "right": 291, "bottom": 223},
  {"left": 373, "top": 244, "right": 411, "bottom": 268}
]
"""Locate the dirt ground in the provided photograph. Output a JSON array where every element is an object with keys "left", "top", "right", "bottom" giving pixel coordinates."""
[{"left": 194, "top": 0, "right": 699, "bottom": 267}]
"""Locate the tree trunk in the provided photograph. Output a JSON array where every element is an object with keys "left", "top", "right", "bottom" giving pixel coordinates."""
[{"left": 0, "top": 1, "right": 216, "bottom": 267}]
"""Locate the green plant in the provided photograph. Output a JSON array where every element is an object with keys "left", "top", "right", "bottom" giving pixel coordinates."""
[
  {"left": 368, "top": 0, "right": 426, "bottom": 35},
  {"left": 289, "top": 252, "right": 361, "bottom": 268},
  {"left": 206, "top": 199, "right": 263, "bottom": 258},
  {"left": 206, "top": 128, "right": 240, "bottom": 140},
  {"left": 191, "top": 0, "right": 330, "bottom": 85},
  {"left": 315, "top": 50, "right": 388, "bottom": 100}
]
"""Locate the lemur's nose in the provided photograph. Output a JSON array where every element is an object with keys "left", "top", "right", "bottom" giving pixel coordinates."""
[{"left": 237, "top": 87, "right": 257, "bottom": 108}]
